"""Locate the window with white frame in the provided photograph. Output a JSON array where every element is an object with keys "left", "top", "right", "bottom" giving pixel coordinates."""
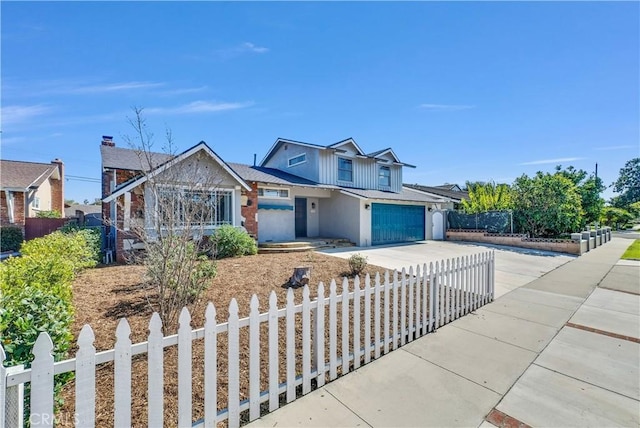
[
  {"left": 288, "top": 153, "right": 306, "bottom": 167},
  {"left": 338, "top": 157, "right": 353, "bottom": 182},
  {"left": 258, "top": 187, "right": 289, "bottom": 198},
  {"left": 156, "top": 187, "right": 233, "bottom": 227},
  {"left": 379, "top": 166, "right": 391, "bottom": 187},
  {"left": 32, "top": 196, "right": 40, "bottom": 209}
]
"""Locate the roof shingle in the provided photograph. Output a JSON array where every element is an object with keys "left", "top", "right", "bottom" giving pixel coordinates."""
[{"left": 0, "top": 160, "right": 58, "bottom": 190}]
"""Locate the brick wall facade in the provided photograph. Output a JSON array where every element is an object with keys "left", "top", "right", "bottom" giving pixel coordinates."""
[
  {"left": 0, "top": 191, "right": 26, "bottom": 227},
  {"left": 241, "top": 181, "right": 259, "bottom": 239},
  {"left": 50, "top": 159, "right": 64, "bottom": 214}
]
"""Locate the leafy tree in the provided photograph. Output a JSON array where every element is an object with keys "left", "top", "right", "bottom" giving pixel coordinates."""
[
  {"left": 555, "top": 165, "right": 605, "bottom": 226},
  {"left": 600, "top": 206, "right": 633, "bottom": 230},
  {"left": 511, "top": 172, "right": 583, "bottom": 237},
  {"left": 461, "top": 181, "right": 513, "bottom": 213},
  {"left": 611, "top": 158, "right": 640, "bottom": 208}
]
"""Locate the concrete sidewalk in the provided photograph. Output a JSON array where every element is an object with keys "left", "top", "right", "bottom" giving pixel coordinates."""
[{"left": 247, "top": 238, "right": 639, "bottom": 428}]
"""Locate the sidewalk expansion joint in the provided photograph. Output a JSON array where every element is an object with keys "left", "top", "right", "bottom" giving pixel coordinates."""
[
  {"left": 598, "top": 286, "right": 640, "bottom": 296},
  {"left": 564, "top": 322, "right": 640, "bottom": 343}
]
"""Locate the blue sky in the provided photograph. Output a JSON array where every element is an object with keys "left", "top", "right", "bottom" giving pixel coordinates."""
[{"left": 1, "top": 1, "right": 638, "bottom": 203}]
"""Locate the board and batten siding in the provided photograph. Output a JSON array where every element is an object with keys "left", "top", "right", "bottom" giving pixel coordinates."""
[{"left": 319, "top": 151, "right": 402, "bottom": 192}]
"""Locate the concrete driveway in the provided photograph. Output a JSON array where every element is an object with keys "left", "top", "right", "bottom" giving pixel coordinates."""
[{"left": 319, "top": 240, "right": 575, "bottom": 298}]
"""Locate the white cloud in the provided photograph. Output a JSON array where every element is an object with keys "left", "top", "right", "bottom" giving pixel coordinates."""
[
  {"left": 593, "top": 145, "right": 637, "bottom": 151},
  {"left": 240, "top": 42, "right": 269, "bottom": 54},
  {"left": 519, "top": 157, "right": 585, "bottom": 166},
  {"left": 1, "top": 104, "right": 52, "bottom": 125},
  {"left": 69, "top": 81, "right": 165, "bottom": 94},
  {"left": 159, "top": 86, "right": 209, "bottom": 96},
  {"left": 418, "top": 104, "right": 475, "bottom": 111},
  {"left": 146, "top": 100, "right": 254, "bottom": 115}
]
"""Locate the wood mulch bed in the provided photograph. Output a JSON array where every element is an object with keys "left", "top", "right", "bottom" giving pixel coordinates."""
[{"left": 59, "top": 251, "right": 390, "bottom": 427}]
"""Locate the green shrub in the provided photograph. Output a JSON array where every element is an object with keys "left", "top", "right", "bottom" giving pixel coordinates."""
[
  {"left": 212, "top": 225, "right": 258, "bottom": 259},
  {"left": 0, "top": 230, "right": 96, "bottom": 424},
  {"left": 0, "top": 253, "right": 75, "bottom": 303},
  {"left": 0, "top": 226, "right": 23, "bottom": 252},
  {"left": 21, "top": 230, "right": 98, "bottom": 272},
  {"left": 348, "top": 253, "right": 368, "bottom": 276},
  {"left": 35, "top": 210, "right": 62, "bottom": 218}
]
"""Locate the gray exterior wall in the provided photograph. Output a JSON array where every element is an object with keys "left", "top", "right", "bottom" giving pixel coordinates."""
[
  {"left": 319, "top": 192, "right": 363, "bottom": 245},
  {"left": 262, "top": 145, "right": 321, "bottom": 182},
  {"left": 258, "top": 209, "right": 294, "bottom": 242}
]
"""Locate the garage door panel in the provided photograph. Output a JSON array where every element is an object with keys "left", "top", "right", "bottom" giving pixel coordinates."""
[{"left": 372, "top": 203, "right": 425, "bottom": 245}]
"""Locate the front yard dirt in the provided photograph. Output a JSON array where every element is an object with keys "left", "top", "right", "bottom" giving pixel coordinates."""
[{"left": 61, "top": 251, "right": 389, "bottom": 427}]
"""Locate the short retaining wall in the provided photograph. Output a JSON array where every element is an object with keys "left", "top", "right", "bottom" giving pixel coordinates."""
[{"left": 446, "top": 227, "right": 611, "bottom": 255}]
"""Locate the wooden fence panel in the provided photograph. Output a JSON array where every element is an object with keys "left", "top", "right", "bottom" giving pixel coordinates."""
[{"left": 24, "top": 218, "right": 68, "bottom": 241}]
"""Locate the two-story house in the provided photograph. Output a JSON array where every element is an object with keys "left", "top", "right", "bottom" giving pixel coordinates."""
[
  {"left": 255, "top": 138, "right": 448, "bottom": 246},
  {"left": 101, "top": 136, "right": 450, "bottom": 262}
]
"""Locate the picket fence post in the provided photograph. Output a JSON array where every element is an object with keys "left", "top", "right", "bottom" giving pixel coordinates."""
[
  {"left": 364, "top": 274, "right": 372, "bottom": 365},
  {"left": 228, "top": 299, "right": 240, "bottom": 428},
  {"left": 76, "top": 325, "right": 96, "bottom": 428},
  {"left": 204, "top": 303, "right": 217, "bottom": 427},
  {"left": 285, "top": 288, "right": 296, "bottom": 403},
  {"left": 353, "top": 276, "right": 361, "bottom": 370},
  {"left": 341, "top": 277, "right": 350, "bottom": 375},
  {"left": 178, "top": 308, "right": 193, "bottom": 428},
  {"left": 329, "top": 280, "right": 338, "bottom": 381},
  {"left": 302, "top": 286, "right": 312, "bottom": 395},
  {"left": 267, "top": 292, "right": 279, "bottom": 412},
  {"left": 383, "top": 270, "right": 390, "bottom": 354},
  {"left": 315, "top": 283, "right": 326, "bottom": 388},
  {"left": 114, "top": 319, "right": 131, "bottom": 428},
  {"left": 374, "top": 272, "right": 382, "bottom": 359},
  {"left": 249, "top": 294, "right": 261, "bottom": 420}
]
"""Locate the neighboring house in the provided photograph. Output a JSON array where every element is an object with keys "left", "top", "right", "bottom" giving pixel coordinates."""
[
  {"left": 403, "top": 183, "right": 470, "bottom": 208},
  {"left": 0, "top": 159, "right": 64, "bottom": 227},
  {"left": 64, "top": 204, "right": 103, "bottom": 227},
  {"left": 101, "top": 136, "right": 452, "bottom": 262}
]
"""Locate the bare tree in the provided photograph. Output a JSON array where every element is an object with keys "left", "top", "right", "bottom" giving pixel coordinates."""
[{"left": 115, "top": 107, "right": 224, "bottom": 333}]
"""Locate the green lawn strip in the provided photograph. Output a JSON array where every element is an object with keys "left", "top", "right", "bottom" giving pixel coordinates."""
[{"left": 621, "top": 239, "right": 640, "bottom": 260}]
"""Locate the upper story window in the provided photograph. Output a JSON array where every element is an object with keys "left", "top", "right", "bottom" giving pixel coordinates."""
[
  {"left": 288, "top": 154, "right": 306, "bottom": 167},
  {"left": 379, "top": 166, "right": 391, "bottom": 187},
  {"left": 338, "top": 157, "right": 353, "bottom": 182},
  {"left": 258, "top": 188, "right": 290, "bottom": 199}
]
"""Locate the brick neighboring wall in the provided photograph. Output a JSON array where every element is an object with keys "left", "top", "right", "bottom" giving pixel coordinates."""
[
  {"left": 0, "top": 191, "right": 26, "bottom": 227},
  {"left": 50, "top": 160, "right": 64, "bottom": 214},
  {"left": 446, "top": 230, "right": 582, "bottom": 255},
  {"left": 241, "top": 181, "right": 258, "bottom": 239}
]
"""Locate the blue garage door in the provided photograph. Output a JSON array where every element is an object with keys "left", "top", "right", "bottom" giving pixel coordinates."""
[{"left": 372, "top": 203, "right": 425, "bottom": 245}]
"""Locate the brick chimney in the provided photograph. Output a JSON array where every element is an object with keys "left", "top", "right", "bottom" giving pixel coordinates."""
[
  {"left": 50, "top": 158, "right": 64, "bottom": 215},
  {"left": 101, "top": 135, "right": 115, "bottom": 146}
]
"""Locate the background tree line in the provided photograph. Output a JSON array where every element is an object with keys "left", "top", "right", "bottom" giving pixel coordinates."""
[{"left": 460, "top": 158, "right": 639, "bottom": 237}]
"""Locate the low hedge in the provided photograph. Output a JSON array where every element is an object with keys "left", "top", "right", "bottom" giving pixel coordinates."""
[
  {"left": 0, "top": 229, "right": 98, "bottom": 424},
  {"left": 0, "top": 226, "right": 23, "bottom": 252}
]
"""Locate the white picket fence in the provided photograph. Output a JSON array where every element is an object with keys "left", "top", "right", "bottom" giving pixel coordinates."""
[{"left": 1, "top": 252, "right": 494, "bottom": 428}]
